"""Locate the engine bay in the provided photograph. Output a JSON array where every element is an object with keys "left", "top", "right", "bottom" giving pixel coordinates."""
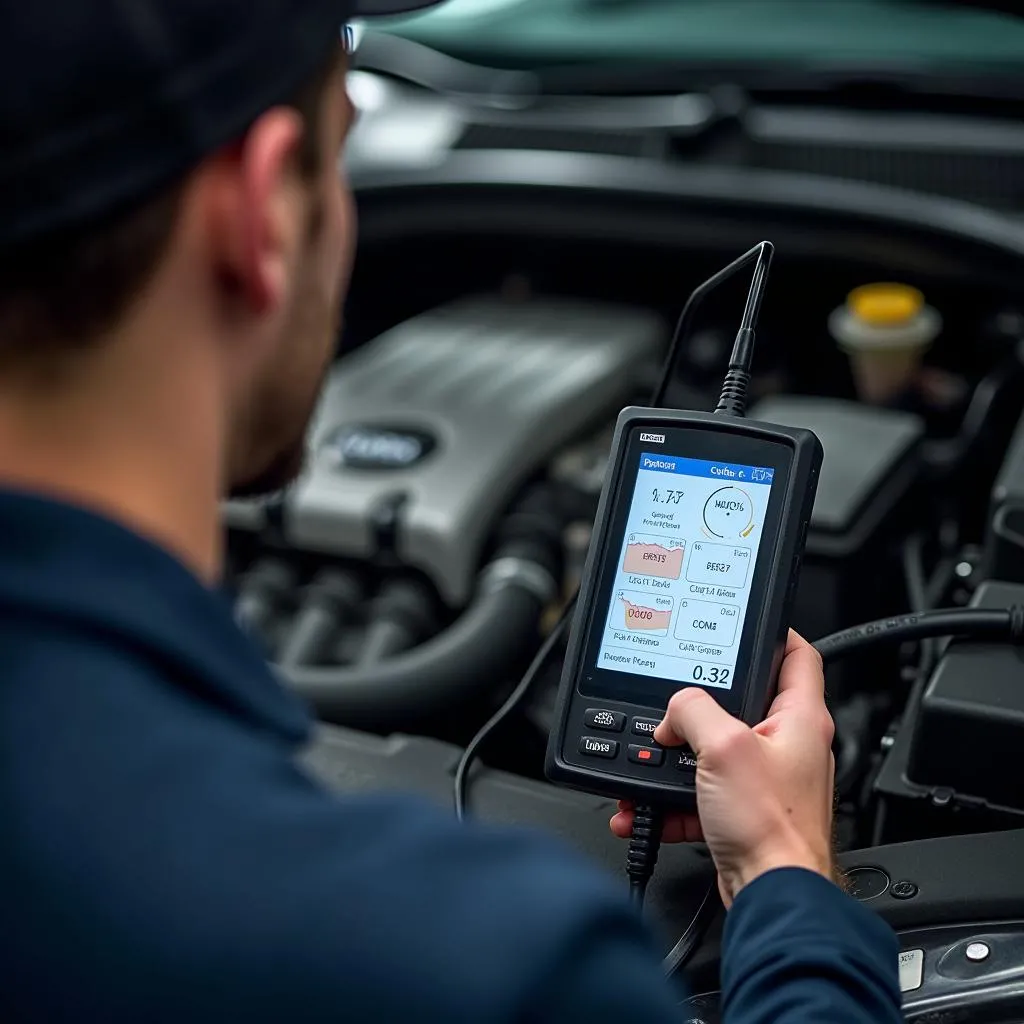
[
  {"left": 228, "top": 238, "right": 1024, "bottom": 826},
  {"left": 223, "top": 86, "right": 1024, "bottom": 1014}
]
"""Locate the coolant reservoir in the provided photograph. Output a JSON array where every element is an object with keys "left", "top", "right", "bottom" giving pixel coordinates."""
[{"left": 829, "top": 283, "right": 942, "bottom": 404}]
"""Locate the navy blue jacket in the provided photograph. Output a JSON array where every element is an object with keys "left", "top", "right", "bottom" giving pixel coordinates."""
[{"left": 0, "top": 491, "right": 902, "bottom": 1022}]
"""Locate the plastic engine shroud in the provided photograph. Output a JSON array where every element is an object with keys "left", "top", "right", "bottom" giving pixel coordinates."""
[{"left": 281, "top": 296, "right": 664, "bottom": 605}]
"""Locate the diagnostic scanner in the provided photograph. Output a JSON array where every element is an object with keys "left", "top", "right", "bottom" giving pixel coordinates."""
[{"left": 545, "top": 243, "right": 823, "bottom": 807}]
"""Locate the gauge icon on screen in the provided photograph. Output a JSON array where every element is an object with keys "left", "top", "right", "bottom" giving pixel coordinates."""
[{"left": 703, "top": 487, "right": 754, "bottom": 540}]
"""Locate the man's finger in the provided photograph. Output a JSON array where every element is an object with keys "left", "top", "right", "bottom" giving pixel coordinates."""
[
  {"left": 785, "top": 628, "right": 812, "bottom": 656},
  {"left": 655, "top": 687, "right": 744, "bottom": 753},
  {"left": 610, "top": 809, "right": 702, "bottom": 844},
  {"left": 776, "top": 629, "right": 825, "bottom": 701}
]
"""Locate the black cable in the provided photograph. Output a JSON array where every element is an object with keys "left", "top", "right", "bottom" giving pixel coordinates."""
[
  {"left": 453, "top": 601, "right": 575, "bottom": 822},
  {"left": 651, "top": 241, "right": 774, "bottom": 413},
  {"left": 715, "top": 243, "right": 774, "bottom": 418},
  {"left": 814, "top": 606, "right": 1024, "bottom": 665},
  {"left": 901, "top": 533, "right": 938, "bottom": 679},
  {"left": 626, "top": 804, "right": 664, "bottom": 909},
  {"left": 662, "top": 877, "right": 721, "bottom": 975},
  {"left": 902, "top": 535, "right": 929, "bottom": 614}
]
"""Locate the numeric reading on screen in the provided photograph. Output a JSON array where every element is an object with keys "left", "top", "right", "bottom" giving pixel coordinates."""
[{"left": 595, "top": 453, "right": 775, "bottom": 690}]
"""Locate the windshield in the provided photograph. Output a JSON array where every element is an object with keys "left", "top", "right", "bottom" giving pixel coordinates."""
[{"left": 368, "top": 0, "right": 1024, "bottom": 78}]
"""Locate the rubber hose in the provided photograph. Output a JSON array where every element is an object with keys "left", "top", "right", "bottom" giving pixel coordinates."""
[
  {"left": 815, "top": 608, "right": 1020, "bottom": 665},
  {"left": 285, "top": 582, "right": 543, "bottom": 731},
  {"left": 277, "top": 571, "right": 363, "bottom": 670},
  {"left": 235, "top": 559, "right": 296, "bottom": 642},
  {"left": 357, "top": 579, "right": 439, "bottom": 666},
  {"left": 358, "top": 620, "right": 417, "bottom": 666}
]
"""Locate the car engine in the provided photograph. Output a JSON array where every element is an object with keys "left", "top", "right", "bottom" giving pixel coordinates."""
[
  {"left": 221, "top": 60, "right": 1024, "bottom": 1017},
  {"left": 287, "top": 295, "right": 662, "bottom": 607},
  {"left": 227, "top": 266, "right": 1024, "bottom": 829}
]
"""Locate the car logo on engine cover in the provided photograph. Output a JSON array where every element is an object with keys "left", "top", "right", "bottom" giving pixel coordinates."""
[{"left": 320, "top": 425, "right": 436, "bottom": 471}]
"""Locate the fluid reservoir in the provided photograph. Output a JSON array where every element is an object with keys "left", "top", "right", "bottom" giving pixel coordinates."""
[{"left": 829, "top": 283, "right": 942, "bottom": 404}]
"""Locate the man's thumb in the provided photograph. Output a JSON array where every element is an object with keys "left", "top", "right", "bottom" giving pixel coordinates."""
[{"left": 656, "top": 687, "right": 744, "bottom": 754}]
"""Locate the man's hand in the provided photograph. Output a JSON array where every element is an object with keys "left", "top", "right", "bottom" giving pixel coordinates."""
[{"left": 610, "top": 631, "right": 835, "bottom": 907}]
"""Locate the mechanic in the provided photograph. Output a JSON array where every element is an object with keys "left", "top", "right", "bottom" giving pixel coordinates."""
[{"left": 0, "top": 1, "right": 901, "bottom": 1021}]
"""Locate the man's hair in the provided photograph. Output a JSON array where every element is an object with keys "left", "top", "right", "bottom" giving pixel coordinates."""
[{"left": 0, "top": 51, "right": 339, "bottom": 382}]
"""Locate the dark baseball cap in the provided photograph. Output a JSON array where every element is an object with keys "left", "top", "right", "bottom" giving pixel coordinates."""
[{"left": 0, "top": 0, "right": 445, "bottom": 250}]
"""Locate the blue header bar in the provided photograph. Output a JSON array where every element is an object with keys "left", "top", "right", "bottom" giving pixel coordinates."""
[{"left": 639, "top": 453, "right": 774, "bottom": 484}]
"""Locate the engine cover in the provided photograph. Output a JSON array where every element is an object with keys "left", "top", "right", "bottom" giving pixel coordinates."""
[{"left": 284, "top": 296, "right": 664, "bottom": 605}]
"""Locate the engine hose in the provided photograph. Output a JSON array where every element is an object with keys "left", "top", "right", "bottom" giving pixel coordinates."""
[
  {"left": 284, "top": 556, "right": 556, "bottom": 731},
  {"left": 815, "top": 606, "right": 1024, "bottom": 665},
  {"left": 235, "top": 559, "right": 296, "bottom": 642},
  {"left": 278, "top": 570, "right": 363, "bottom": 669},
  {"left": 357, "top": 579, "right": 439, "bottom": 666}
]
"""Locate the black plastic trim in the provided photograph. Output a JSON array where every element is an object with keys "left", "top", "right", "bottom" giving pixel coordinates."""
[{"left": 352, "top": 150, "right": 1024, "bottom": 274}]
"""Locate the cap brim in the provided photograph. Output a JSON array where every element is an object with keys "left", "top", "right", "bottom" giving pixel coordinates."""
[{"left": 353, "top": 0, "right": 447, "bottom": 15}]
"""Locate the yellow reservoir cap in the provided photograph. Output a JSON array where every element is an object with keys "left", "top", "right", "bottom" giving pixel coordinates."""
[{"left": 847, "top": 283, "right": 925, "bottom": 327}]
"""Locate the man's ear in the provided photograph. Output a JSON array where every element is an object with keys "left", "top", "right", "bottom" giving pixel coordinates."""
[{"left": 202, "top": 107, "right": 309, "bottom": 318}]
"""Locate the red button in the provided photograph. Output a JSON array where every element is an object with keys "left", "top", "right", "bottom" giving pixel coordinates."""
[{"left": 627, "top": 744, "right": 664, "bottom": 767}]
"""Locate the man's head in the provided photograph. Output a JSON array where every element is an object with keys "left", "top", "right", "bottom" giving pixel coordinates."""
[
  {"left": 0, "top": 42, "right": 354, "bottom": 503},
  {"left": 210, "top": 44, "right": 357, "bottom": 500},
  {"left": 0, "top": 1, "right": 443, "bottom": 532}
]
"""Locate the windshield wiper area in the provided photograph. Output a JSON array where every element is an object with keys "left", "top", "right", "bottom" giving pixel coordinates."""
[
  {"left": 354, "top": 28, "right": 740, "bottom": 140},
  {"left": 355, "top": 31, "right": 541, "bottom": 111}
]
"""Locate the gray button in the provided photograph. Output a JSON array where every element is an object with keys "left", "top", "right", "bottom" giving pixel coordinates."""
[
  {"left": 898, "top": 949, "right": 924, "bottom": 993},
  {"left": 578, "top": 736, "right": 618, "bottom": 759},
  {"left": 585, "top": 708, "right": 626, "bottom": 732},
  {"left": 965, "top": 941, "right": 990, "bottom": 963},
  {"left": 675, "top": 748, "right": 698, "bottom": 772},
  {"left": 891, "top": 879, "right": 919, "bottom": 900},
  {"left": 631, "top": 716, "right": 661, "bottom": 737}
]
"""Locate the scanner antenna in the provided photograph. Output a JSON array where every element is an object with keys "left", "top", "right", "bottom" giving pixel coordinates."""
[{"left": 650, "top": 240, "right": 775, "bottom": 418}]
